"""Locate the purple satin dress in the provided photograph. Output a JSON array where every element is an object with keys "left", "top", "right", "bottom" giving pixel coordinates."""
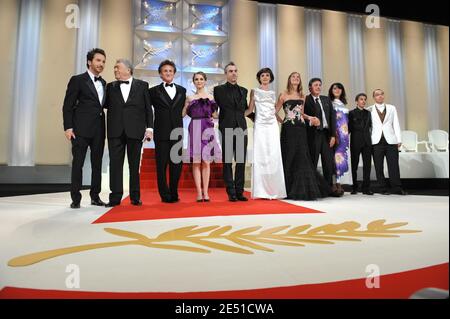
[{"left": 187, "top": 98, "right": 220, "bottom": 163}]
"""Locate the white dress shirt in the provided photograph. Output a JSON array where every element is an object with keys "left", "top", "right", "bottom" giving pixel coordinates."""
[
  {"left": 118, "top": 77, "right": 152, "bottom": 136},
  {"left": 375, "top": 103, "right": 386, "bottom": 113},
  {"left": 163, "top": 81, "right": 176, "bottom": 99},
  {"left": 87, "top": 69, "right": 104, "bottom": 104},
  {"left": 312, "top": 95, "right": 328, "bottom": 129},
  {"left": 119, "top": 77, "right": 133, "bottom": 103}
]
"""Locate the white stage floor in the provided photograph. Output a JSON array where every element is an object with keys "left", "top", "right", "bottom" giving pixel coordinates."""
[{"left": 0, "top": 189, "right": 448, "bottom": 298}]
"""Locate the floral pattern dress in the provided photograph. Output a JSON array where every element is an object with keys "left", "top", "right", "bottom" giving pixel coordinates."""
[{"left": 332, "top": 99, "right": 350, "bottom": 183}]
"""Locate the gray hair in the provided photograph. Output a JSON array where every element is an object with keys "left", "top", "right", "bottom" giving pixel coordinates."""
[
  {"left": 116, "top": 58, "right": 134, "bottom": 75},
  {"left": 224, "top": 61, "right": 236, "bottom": 74}
]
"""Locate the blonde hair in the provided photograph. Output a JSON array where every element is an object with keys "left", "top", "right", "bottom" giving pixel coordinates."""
[{"left": 286, "top": 72, "right": 304, "bottom": 98}]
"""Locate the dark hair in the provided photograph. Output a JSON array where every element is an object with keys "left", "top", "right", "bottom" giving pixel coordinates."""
[
  {"left": 286, "top": 72, "right": 304, "bottom": 97},
  {"left": 256, "top": 68, "right": 274, "bottom": 84},
  {"left": 355, "top": 93, "right": 367, "bottom": 102},
  {"left": 328, "top": 82, "right": 348, "bottom": 105},
  {"left": 372, "top": 88, "right": 384, "bottom": 97},
  {"left": 308, "top": 77, "right": 322, "bottom": 88},
  {"left": 192, "top": 71, "right": 207, "bottom": 82},
  {"left": 224, "top": 61, "right": 236, "bottom": 73},
  {"left": 86, "top": 48, "right": 106, "bottom": 69},
  {"left": 158, "top": 59, "right": 177, "bottom": 74}
]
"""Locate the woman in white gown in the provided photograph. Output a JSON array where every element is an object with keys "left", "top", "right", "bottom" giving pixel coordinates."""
[{"left": 246, "top": 68, "right": 287, "bottom": 199}]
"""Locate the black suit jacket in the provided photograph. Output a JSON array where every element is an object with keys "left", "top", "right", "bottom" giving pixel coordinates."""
[
  {"left": 149, "top": 83, "right": 186, "bottom": 142},
  {"left": 62, "top": 72, "right": 106, "bottom": 138},
  {"left": 304, "top": 94, "right": 336, "bottom": 137},
  {"left": 348, "top": 107, "right": 372, "bottom": 147},
  {"left": 213, "top": 83, "right": 249, "bottom": 131},
  {"left": 105, "top": 79, "right": 153, "bottom": 140},
  {"left": 304, "top": 94, "right": 336, "bottom": 158}
]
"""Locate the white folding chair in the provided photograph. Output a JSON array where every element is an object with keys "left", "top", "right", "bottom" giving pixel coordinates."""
[
  {"left": 428, "top": 130, "right": 449, "bottom": 152},
  {"left": 400, "top": 130, "right": 428, "bottom": 152}
]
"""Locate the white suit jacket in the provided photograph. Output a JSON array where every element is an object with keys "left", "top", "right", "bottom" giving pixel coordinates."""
[{"left": 368, "top": 104, "right": 402, "bottom": 145}]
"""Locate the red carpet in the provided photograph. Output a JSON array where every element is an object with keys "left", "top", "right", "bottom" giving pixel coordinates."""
[
  {"left": 1, "top": 263, "right": 447, "bottom": 299},
  {"left": 93, "top": 189, "right": 322, "bottom": 224}
]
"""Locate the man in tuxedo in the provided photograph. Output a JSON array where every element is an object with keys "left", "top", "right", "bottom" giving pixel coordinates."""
[
  {"left": 149, "top": 60, "right": 186, "bottom": 203},
  {"left": 62, "top": 48, "right": 107, "bottom": 209},
  {"left": 104, "top": 59, "right": 153, "bottom": 207},
  {"left": 213, "top": 62, "right": 249, "bottom": 202},
  {"left": 369, "top": 89, "right": 407, "bottom": 195},
  {"left": 304, "top": 78, "right": 337, "bottom": 192},
  {"left": 348, "top": 93, "right": 374, "bottom": 195}
]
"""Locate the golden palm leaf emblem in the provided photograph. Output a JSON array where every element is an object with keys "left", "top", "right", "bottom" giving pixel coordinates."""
[{"left": 8, "top": 219, "right": 421, "bottom": 267}]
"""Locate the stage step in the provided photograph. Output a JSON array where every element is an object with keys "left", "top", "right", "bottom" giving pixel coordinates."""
[{"left": 140, "top": 148, "right": 224, "bottom": 189}]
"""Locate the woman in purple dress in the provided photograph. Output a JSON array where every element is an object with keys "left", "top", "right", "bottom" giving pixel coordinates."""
[
  {"left": 182, "top": 72, "right": 220, "bottom": 202},
  {"left": 328, "top": 82, "right": 350, "bottom": 196}
]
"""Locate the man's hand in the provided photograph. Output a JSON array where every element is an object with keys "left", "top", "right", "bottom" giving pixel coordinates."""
[
  {"left": 65, "top": 129, "right": 75, "bottom": 141},
  {"left": 398, "top": 143, "right": 402, "bottom": 148},
  {"left": 311, "top": 117, "right": 320, "bottom": 127},
  {"left": 144, "top": 129, "right": 153, "bottom": 141},
  {"left": 329, "top": 137, "right": 336, "bottom": 148}
]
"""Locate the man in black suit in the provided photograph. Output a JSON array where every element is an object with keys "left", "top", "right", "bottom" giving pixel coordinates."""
[
  {"left": 62, "top": 48, "right": 107, "bottom": 209},
  {"left": 304, "top": 77, "right": 337, "bottom": 192},
  {"left": 149, "top": 60, "right": 186, "bottom": 203},
  {"left": 348, "top": 93, "right": 374, "bottom": 195},
  {"left": 104, "top": 59, "right": 153, "bottom": 207},
  {"left": 213, "top": 62, "right": 249, "bottom": 202}
]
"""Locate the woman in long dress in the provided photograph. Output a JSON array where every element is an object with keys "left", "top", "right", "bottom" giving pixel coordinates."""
[
  {"left": 277, "top": 72, "right": 330, "bottom": 200},
  {"left": 246, "top": 68, "right": 286, "bottom": 199},
  {"left": 182, "top": 72, "right": 220, "bottom": 202},
  {"left": 328, "top": 82, "right": 350, "bottom": 196}
]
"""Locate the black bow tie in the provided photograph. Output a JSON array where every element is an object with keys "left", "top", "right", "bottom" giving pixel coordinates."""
[
  {"left": 94, "top": 76, "right": 102, "bottom": 82},
  {"left": 119, "top": 80, "right": 129, "bottom": 85},
  {"left": 165, "top": 83, "right": 174, "bottom": 87}
]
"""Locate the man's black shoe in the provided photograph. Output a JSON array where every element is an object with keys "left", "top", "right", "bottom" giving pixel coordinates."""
[
  {"left": 228, "top": 195, "right": 238, "bottom": 202},
  {"left": 91, "top": 198, "right": 106, "bottom": 206},
  {"left": 70, "top": 202, "right": 80, "bottom": 209},
  {"left": 393, "top": 189, "right": 408, "bottom": 195},
  {"left": 131, "top": 199, "right": 143, "bottom": 206},
  {"left": 351, "top": 189, "right": 358, "bottom": 195},
  {"left": 363, "top": 190, "right": 374, "bottom": 195},
  {"left": 236, "top": 195, "right": 248, "bottom": 201},
  {"left": 105, "top": 202, "right": 119, "bottom": 208}
]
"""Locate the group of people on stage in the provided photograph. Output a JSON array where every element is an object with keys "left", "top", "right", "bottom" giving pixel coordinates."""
[
  {"left": 249, "top": 73, "right": 407, "bottom": 201},
  {"left": 62, "top": 48, "right": 407, "bottom": 209}
]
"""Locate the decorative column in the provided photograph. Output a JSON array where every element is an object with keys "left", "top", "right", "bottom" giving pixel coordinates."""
[{"left": 9, "top": 0, "right": 43, "bottom": 166}]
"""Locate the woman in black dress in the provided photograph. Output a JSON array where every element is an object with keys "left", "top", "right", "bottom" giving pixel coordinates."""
[{"left": 276, "top": 72, "right": 330, "bottom": 200}]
